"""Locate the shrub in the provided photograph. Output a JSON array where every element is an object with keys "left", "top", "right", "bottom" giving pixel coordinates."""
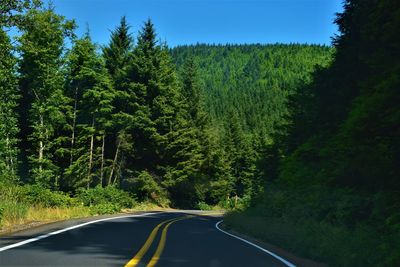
[
  {"left": 76, "top": 185, "right": 136, "bottom": 209},
  {"left": 128, "top": 170, "right": 169, "bottom": 207},
  {"left": 197, "top": 201, "right": 212, "bottom": 210},
  {"left": 0, "top": 201, "right": 28, "bottom": 226},
  {"left": 90, "top": 203, "right": 121, "bottom": 215},
  {"left": 224, "top": 186, "right": 400, "bottom": 267},
  {"left": 22, "top": 185, "right": 75, "bottom": 207},
  {"left": 0, "top": 182, "right": 26, "bottom": 203},
  {"left": 219, "top": 194, "right": 251, "bottom": 211}
]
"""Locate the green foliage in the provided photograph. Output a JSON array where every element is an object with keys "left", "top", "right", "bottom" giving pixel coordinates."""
[
  {"left": 0, "top": 201, "right": 28, "bottom": 226},
  {"left": 171, "top": 43, "right": 332, "bottom": 207},
  {"left": 76, "top": 185, "right": 136, "bottom": 209},
  {"left": 0, "top": 29, "right": 19, "bottom": 181},
  {"left": 1, "top": 3, "right": 333, "bottom": 210},
  {"left": 0, "top": 0, "right": 41, "bottom": 27},
  {"left": 22, "top": 184, "right": 75, "bottom": 207},
  {"left": 17, "top": 5, "right": 75, "bottom": 188},
  {"left": 63, "top": 33, "right": 115, "bottom": 190},
  {"left": 196, "top": 201, "right": 212, "bottom": 210},
  {"left": 225, "top": 185, "right": 400, "bottom": 267},
  {"left": 171, "top": 44, "right": 333, "bottom": 139},
  {"left": 89, "top": 203, "right": 121, "bottom": 215},
  {"left": 227, "top": 1, "right": 400, "bottom": 266},
  {"left": 103, "top": 15, "right": 133, "bottom": 82},
  {"left": 129, "top": 171, "right": 162, "bottom": 200},
  {"left": 0, "top": 182, "right": 28, "bottom": 226}
]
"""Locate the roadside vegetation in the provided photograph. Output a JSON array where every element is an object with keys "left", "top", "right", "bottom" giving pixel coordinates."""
[
  {"left": 0, "top": 181, "right": 138, "bottom": 231},
  {"left": 225, "top": 0, "right": 400, "bottom": 266}
]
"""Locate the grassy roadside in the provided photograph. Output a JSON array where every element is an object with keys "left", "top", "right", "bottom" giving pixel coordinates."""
[
  {"left": 0, "top": 182, "right": 163, "bottom": 234},
  {"left": 0, "top": 203, "right": 164, "bottom": 235},
  {"left": 223, "top": 202, "right": 400, "bottom": 267},
  {"left": 0, "top": 205, "right": 92, "bottom": 234},
  {"left": 223, "top": 212, "right": 337, "bottom": 266}
]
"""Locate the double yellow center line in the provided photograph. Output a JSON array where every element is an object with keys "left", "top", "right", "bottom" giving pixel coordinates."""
[{"left": 124, "top": 215, "right": 192, "bottom": 267}]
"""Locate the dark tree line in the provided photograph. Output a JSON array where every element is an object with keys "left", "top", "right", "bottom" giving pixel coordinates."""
[{"left": 226, "top": 0, "right": 400, "bottom": 266}]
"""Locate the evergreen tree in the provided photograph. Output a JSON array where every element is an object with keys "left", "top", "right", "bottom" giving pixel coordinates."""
[
  {"left": 125, "top": 19, "right": 180, "bottom": 181},
  {"left": 64, "top": 34, "right": 114, "bottom": 190},
  {"left": 224, "top": 110, "right": 258, "bottom": 198},
  {"left": 17, "top": 6, "right": 75, "bottom": 187},
  {"left": 103, "top": 16, "right": 133, "bottom": 83},
  {"left": 0, "top": 0, "right": 41, "bottom": 27},
  {"left": 163, "top": 58, "right": 209, "bottom": 207},
  {"left": 102, "top": 16, "right": 134, "bottom": 186},
  {"left": 0, "top": 29, "right": 19, "bottom": 181}
]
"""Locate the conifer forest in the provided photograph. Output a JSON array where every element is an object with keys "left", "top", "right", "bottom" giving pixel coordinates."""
[{"left": 0, "top": 1, "right": 399, "bottom": 266}]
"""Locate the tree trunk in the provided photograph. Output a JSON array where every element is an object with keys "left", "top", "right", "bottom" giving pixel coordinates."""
[
  {"left": 112, "top": 162, "right": 119, "bottom": 186},
  {"left": 108, "top": 138, "right": 120, "bottom": 186},
  {"left": 70, "top": 86, "right": 78, "bottom": 166},
  {"left": 5, "top": 136, "right": 15, "bottom": 175},
  {"left": 100, "top": 134, "right": 105, "bottom": 186},
  {"left": 38, "top": 114, "right": 44, "bottom": 173},
  {"left": 87, "top": 116, "right": 95, "bottom": 189}
]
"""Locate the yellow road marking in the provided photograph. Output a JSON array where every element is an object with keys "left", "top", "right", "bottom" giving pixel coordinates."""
[
  {"left": 124, "top": 217, "right": 178, "bottom": 267},
  {"left": 146, "top": 216, "right": 193, "bottom": 267}
]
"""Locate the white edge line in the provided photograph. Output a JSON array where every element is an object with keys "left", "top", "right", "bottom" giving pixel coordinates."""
[
  {"left": 215, "top": 220, "right": 296, "bottom": 267},
  {"left": 0, "top": 212, "right": 156, "bottom": 252}
]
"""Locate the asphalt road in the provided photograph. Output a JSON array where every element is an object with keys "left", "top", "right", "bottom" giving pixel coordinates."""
[{"left": 0, "top": 211, "right": 292, "bottom": 267}]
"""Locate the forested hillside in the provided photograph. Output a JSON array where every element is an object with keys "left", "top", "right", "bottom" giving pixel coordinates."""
[
  {"left": 171, "top": 44, "right": 332, "bottom": 139},
  {"left": 225, "top": 0, "right": 400, "bottom": 266},
  {"left": 0, "top": 0, "right": 332, "bottom": 217}
]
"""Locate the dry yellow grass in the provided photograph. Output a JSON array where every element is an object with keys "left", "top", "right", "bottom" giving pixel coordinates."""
[
  {"left": 0, "top": 204, "right": 166, "bottom": 234},
  {"left": 1, "top": 205, "right": 91, "bottom": 231},
  {"left": 26, "top": 206, "right": 92, "bottom": 222}
]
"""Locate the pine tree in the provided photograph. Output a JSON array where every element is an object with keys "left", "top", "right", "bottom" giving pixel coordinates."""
[
  {"left": 127, "top": 20, "right": 180, "bottom": 173},
  {"left": 206, "top": 129, "right": 234, "bottom": 205},
  {"left": 103, "top": 16, "right": 133, "bottom": 83},
  {"left": 64, "top": 34, "right": 114, "bottom": 190},
  {"left": 0, "top": 29, "right": 19, "bottom": 181},
  {"left": 163, "top": 58, "right": 212, "bottom": 207},
  {"left": 224, "top": 110, "right": 258, "bottom": 199},
  {"left": 18, "top": 6, "right": 75, "bottom": 188},
  {"left": 102, "top": 16, "right": 134, "bottom": 186},
  {"left": 124, "top": 20, "right": 182, "bottom": 202}
]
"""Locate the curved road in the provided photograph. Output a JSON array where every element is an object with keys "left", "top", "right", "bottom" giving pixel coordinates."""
[{"left": 0, "top": 212, "right": 293, "bottom": 267}]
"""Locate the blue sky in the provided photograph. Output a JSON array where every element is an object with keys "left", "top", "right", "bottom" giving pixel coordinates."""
[{"left": 49, "top": 0, "right": 343, "bottom": 47}]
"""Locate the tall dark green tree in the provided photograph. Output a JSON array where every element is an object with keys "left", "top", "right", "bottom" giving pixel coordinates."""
[
  {"left": 127, "top": 20, "right": 180, "bottom": 173},
  {"left": 64, "top": 34, "right": 114, "bottom": 190},
  {"left": 103, "top": 16, "right": 133, "bottom": 83},
  {"left": 18, "top": 6, "right": 75, "bottom": 187},
  {"left": 0, "top": 0, "right": 43, "bottom": 183},
  {"left": 162, "top": 58, "right": 210, "bottom": 207},
  {"left": 124, "top": 20, "right": 183, "bottom": 204},
  {"left": 224, "top": 110, "right": 258, "bottom": 199},
  {"left": 102, "top": 16, "right": 134, "bottom": 187},
  {"left": 0, "top": 29, "right": 19, "bottom": 181}
]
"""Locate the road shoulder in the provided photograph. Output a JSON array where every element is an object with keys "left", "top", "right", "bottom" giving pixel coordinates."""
[
  {"left": 0, "top": 211, "right": 155, "bottom": 248},
  {"left": 219, "top": 221, "right": 328, "bottom": 267}
]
